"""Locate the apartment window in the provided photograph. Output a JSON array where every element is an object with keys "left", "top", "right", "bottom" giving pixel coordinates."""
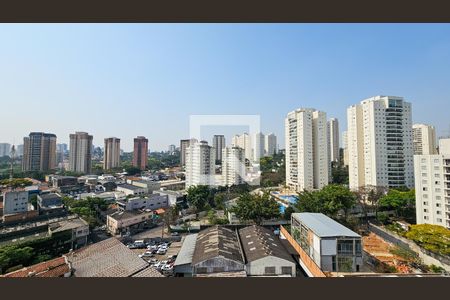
[
  {"left": 434, "top": 159, "right": 440, "bottom": 164},
  {"left": 435, "top": 188, "right": 441, "bottom": 193},
  {"left": 437, "top": 211, "right": 442, "bottom": 215},
  {"left": 423, "top": 202, "right": 428, "bottom": 206},
  {"left": 424, "top": 209, "right": 428, "bottom": 213},
  {"left": 423, "top": 194, "right": 428, "bottom": 199},
  {"left": 421, "top": 165, "right": 427, "bottom": 170},
  {"left": 422, "top": 173, "right": 427, "bottom": 177},
  {"left": 424, "top": 216, "right": 429, "bottom": 220},
  {"left": 264, "top": 267, "right": 276, "bottom": 275},
  {"left": 437, "top": 218, "right": 442, "bottom": 223},
  {"left": 435, "top": 174, "right": 440, "bottom": 178},
  {"left": 436, "top": 203, "right": 441, "bottom": 208},
  {"left": 281, "top": 267, "right": 292, "bottom": 275},
  {"left": 423, "top": 187, "right": 427, "bottom": 191}
]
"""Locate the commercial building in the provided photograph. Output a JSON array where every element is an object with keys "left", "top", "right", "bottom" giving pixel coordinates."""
[
  {"left": 0, "top": 143, "right": 11, "bottom": 157},
  {"left": 116, "top": 184, "right": 147, "bottom": 196},
  {"left": 133, "top": 136, "right": 148, "bottom": 170},
  {"left": 238, "top": 225, "right": 296, "bottom": 277},
  {"left": 347, "top": 96, "right": 414, "bottom": 190},
  {"left": 180, "top": 138, "right": 198, "bottom": 167},
  {"left": 253, "top": 132, "right": 265, "bottom": 162},
  {"left": 213, "top": 135, "right": 225, "bottom": 162},
  {"left": 413, "top": 124, "right": 437, "bottom": 155},
  {"left": 22, "top": 132, "right": 57, "bottom": 172},
  {"left": 174, "top": 233, "right": 198, "bottom": 277},
  {"left": 104, "top": 137, "right": 121, "bottom": 170},
  {"left": 327, "top": 118, "right": 340, "bottom": 163},
  {"left": 191, "top": 226, "right": 245, "bottom": 275},
  {"left": 414, "top": 138, "right": 450, "bottom": 229},
  {"left": 185, "top": 141, "right": 216, "bottom": 188},
  {"left": 38, "top": 193, "right": 63, "bottom": 210},
  {"left": 126, "top": 178, "right": 161, "bottom": 193},
  {"left": 69, "top": 132, "right": 93, "bottom": 174},
  {"left": 106, "top": 210, "right": 153, "bottom": 235},
  {"left": 285, "top": 108, "right": 329, "bottom": 192},
  {"left": 50, "top": 175, "right": 78, "bottom": 188},
  {"left": 48, "top": 217, "right": 89, "bottom": 249},
  {"left": 157, "top": 190, "right": 186, "bottom": 206},
  {"left": 116, "top": 193, "right": 169, "bottom": 211},
  {"left": 2, "top": 190, "right": 29, "bottom": 215},
  {"left": 221, "top": 146, "right": 245, "bottom": 186},
  {"left": 264, "top": 133, "right": 277, "bottom": 157},
  {"left": 231, "top": 133, "right": 252, "bottom": 162},
  {"left": 290, "top": 213, "right": 362, "bottom": 273}
]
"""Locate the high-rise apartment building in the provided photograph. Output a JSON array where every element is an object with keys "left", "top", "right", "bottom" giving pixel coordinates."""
[
  {"left": 213, "top": 135, "right": 225, "bottom": 163},
  {"left": 327, "top": 118, "right": 340, "bottom": 163},
  {"left": 222, "top": 146, "right": 246, "bottom": 186},
  {"left": 104, "top": 137, "right": 121, "bottom": 170},
  {"left": 231, "top": 133, "right": 252, "bottom": 162},
  {"left": 252, "top": 132, "right": 265, "bottom": 162},
  {"left": 16, "top": 144, "right": 24, "bottom": 157},
  {"left": 0, "top": 143, "right": 11, "bottom": 157},
  {"left": 180, "top": 138, "right": 198, "bottom": 167},
  {"left": 342, "top": 131, "right": 349, "bottom": 167},
  {"left": 69, "top": 132, "right": 93, "bottom": 174},
  {"left": 185, "top": 141, "right": 215, "bottom": 188},
  {"left": 168, "top": 144, "right": 176, "bottom": 153},
  {"left": 414, "top": 138, "right": 450, "bottom": 229},
  {"left": 264, "top": 133, "right": 277, "bottom": 157},
  {"left": 347, "top": 96, "right": 414, "bottom": 190},
  {"left": 413, "top": 124, "right": 437, "bottom": 155},
  {"left": 132, "top": 136, "right": 148, "bottom": 171},
  {"left": 22, "top": 132, "right": 57, "bottom": 172},
  {"left": 285, "top": 108, "right": 329, "bottom": 192}
]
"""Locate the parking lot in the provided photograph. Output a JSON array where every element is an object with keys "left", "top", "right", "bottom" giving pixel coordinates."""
[{"left": 127, "top": 238, "right": 182, "bottom": 276}]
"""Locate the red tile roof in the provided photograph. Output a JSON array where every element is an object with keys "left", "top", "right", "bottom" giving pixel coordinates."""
[{"left": 1, "top": 257, "right": 70, "bottom": 277}]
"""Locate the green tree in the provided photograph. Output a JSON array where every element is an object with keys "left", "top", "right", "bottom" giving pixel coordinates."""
[
  {"left": 0, "top": 178, "right": 33, "bottom": 189},
  {"left": 124, "top": 165, "right": 141, "bottom": 176},
  {"left": 405, "top": 224, "right": 450, "bottom": 256},
  {"left": 379, "top": 189, "right": 415, "bottom": 220},
  {"left": 0, "top": 245, "right": 34, "bottom": 274},
  {"left": 186, "top": 185, "right": 214, "bottom": 212},
  {"left": 230, "top": 192, "right": 280, "bottom": 225},
  {"left": 283, "top": 206, "right": 295, "bottom": 220}
]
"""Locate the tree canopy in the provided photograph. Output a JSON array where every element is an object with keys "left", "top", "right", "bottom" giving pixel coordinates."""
[
  {"left": 0, "top": 178, "right": 33, "bottom": 189},
  {"left": 379, "top": 189, "right": 415, "bottom": 220},
  {"left": 405, "top": 224, "right": 450, "bottom": 256},
  {"left": 294, "top": 184, "right": 356, "bottom": 218},
  {"left": 230, "top": 192, "right": 280, "bottom": 225}
]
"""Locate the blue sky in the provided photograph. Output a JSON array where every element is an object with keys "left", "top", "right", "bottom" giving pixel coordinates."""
[{"left": 1, "top": 24, "right": 450, "bottom": 151}]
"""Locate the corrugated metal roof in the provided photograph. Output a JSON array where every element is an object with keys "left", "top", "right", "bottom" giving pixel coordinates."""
[
  {"left": 238, "top": 225, "right": 295, "bottom": 263},
  {"left": 192, "top": 226, "right": 244, "bottom": 265},
  {"left": 174, "top": 234, "right": 198, "bottom": 266},
  {"left": 292, "top": 213, "right": 360, "bottom": 238}
]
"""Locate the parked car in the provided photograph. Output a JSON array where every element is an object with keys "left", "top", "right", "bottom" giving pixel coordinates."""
[
  {"left": 157, "top": 248, "right": 167, "bottom": 255},
  {"left": 170, "top": 232, "right": 179, "bottom": 236},
  {"left": 139, "top": 251, "right": 154, "bottom": 258}
]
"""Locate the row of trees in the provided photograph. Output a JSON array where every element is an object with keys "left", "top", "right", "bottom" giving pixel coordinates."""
[{"left": 62, "top": 196, "right": 108, "bottom": 228}]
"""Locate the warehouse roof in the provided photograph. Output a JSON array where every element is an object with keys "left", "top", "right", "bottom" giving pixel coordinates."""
[
  {"left": 292, "top": 213, "right": 360, "bottom": 238},
  {"left": 131, "top": 266, "right": 164, "bottom": 277},
  {"left": 238, "top": 225, "right": 295, "bottom": 264},
  {"left": 67, "top": 238, "right": 149, "bottom": 277},
  {"left": 174, "top": 234, "right": 198, "bottom": 266},
  {"left": 192, "top": 226, "right": 244, "bottom": 265},
  {"left": 117, "top": 184, "right": 143, "bottom": 191}
]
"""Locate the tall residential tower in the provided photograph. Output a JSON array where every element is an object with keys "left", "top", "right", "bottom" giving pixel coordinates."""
[
  {"left": 69, "top": 132, "right": 93, "bottom": 174},
  {"left": 22, "top": 132, "right": 57, "bottom": 172},
  {"left": 133, "top": 136, "right": 148, "bottom": 170},
  {"left": 104, "top": 137, "right": 121, "bottom": 170}
]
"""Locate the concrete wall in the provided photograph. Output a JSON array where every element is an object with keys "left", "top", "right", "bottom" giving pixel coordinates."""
[{"left": 246, "top": 256, "right": 296, "bottom": 277}]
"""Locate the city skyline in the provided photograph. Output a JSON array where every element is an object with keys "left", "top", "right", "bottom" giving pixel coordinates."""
[{"left": 1, "top": 24, "right": 450, "bottom": 150}]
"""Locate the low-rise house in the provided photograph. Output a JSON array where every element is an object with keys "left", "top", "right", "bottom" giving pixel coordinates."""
[
  {"left": 98, "top": 180, "right": 117, "bottom": 192},
  {"left": 116, "top": 184, "right": 147, "bottom": 196},
  {"left": 51, "top": 175, "right": 78, "bottom": 188},
  {"left": 290, "top": 213, "right": 362, "bottom": 273},
  {"left": 116, "top": 193, "right": 169, "bottom": 211},
  {"left": 106, "top": 210, "right": 153, "bottom": 235},
  {"left": 191, "top": 226, "right": 245, "bottom": 275},
  {"left": 65, "top": 237, "right": 155, "bottom": 277},
  {"left": 239, "top": 225, "right": 296, "bottom": 277},
  {"left": 48, "top": 217, "right": 89, "bottom": 249},
  {"left": 1, "top": 257, "right": 71, "bottom": 278}
]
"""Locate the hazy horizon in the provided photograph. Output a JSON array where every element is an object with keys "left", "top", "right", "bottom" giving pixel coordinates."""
[{"left": 1, "top": 24, "right": 450, "bottom": 151}]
